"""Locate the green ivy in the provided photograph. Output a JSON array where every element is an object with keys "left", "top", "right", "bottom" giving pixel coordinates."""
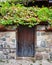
[
  {"left": 37, "top": 7, "right": 49, "bottom": 22},
  {"left": 0, "top": 2, "right": 52, "bottom": 27}
]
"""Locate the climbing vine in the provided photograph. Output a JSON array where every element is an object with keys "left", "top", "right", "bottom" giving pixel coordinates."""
[{"left": 0, "top": 2, "right": 52, "bottom": 27}]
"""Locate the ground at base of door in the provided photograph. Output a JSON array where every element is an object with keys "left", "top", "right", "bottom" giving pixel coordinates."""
[{"left": 0, "top": 59, "right": 52, "bottom": 65}]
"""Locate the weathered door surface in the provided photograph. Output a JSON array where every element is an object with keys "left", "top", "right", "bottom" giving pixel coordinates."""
[{"left": 17, "top": 26, "right": 35, "bottom": 57}]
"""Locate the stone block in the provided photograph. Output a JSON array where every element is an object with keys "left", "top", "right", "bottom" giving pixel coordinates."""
[
  {"left": 35, "top": 52, "right": 43, "bottom": 60},
  {"left": 49, "top": 52, "right": 52, "bottom": 61},
  {"left": 0, "top": 32, "right": 16, "bottom": 48},
  {"left": 41, "top": 52, "right": 50, "bottom": 59}
]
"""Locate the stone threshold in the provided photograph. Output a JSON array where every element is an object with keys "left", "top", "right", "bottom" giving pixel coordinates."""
[{"left": 16, "top": 57, "right": 35, "bottom": 61}]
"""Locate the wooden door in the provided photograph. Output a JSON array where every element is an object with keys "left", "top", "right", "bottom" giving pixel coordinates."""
[{"left": 17, "top": 26, "right": 35, "bottom": 57}]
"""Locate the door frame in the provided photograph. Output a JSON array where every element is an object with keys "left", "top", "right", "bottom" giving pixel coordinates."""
[{"left": 16, "top": 25, "right": 36, "bottom": 57}]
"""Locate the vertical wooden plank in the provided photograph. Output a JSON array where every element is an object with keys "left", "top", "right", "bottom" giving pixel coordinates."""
[{"left": 17, "top": 26, "right": 35, "bottom": 57}]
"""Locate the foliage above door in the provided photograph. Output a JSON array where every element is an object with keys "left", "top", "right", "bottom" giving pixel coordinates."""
[{"left": 0, "top": 2, "right": 52, "bottom": 28}]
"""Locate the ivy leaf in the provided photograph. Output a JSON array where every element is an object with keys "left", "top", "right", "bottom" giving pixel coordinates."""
[{"left": 37, "top": 7, "right": 49, "bottom": 21}]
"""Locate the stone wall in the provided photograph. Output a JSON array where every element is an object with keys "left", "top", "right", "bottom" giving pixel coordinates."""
[
  {"left": 0, "top": 32, "right": 16, "bottom": 60},
  {"left": 0, "top": 26, "right": 52, "bottom": 61},
  {"left": 35, "top": 25, "right": 52, "bottom": 60}
]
